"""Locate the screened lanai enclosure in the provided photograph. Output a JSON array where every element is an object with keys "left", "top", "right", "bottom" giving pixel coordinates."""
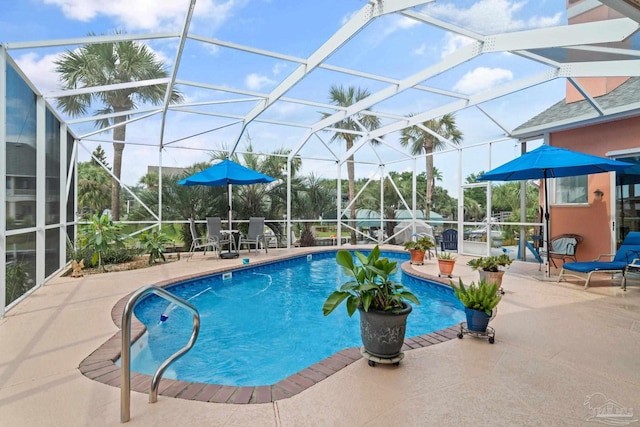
[{"left": 3, "top": 0, "right": 640, "bottom": 315}]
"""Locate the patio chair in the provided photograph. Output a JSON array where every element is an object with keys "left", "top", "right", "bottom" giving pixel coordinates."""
[
  {"left": 238, "top": 217, "right": 268, "bottom": 254},
  {"left": 540, "top": 234, "right": 583, "bottom": 269},
  {"left": 187, "top": 218, "right": 216, "bottom": 261},
  {"left": 206, "top": 217, "right": 233, "bottom": 255},
  {"left": 440, "top": 228, "right": 458, "bottom": 251},
  {"left": 558, "top": 231, "right": 640, "bottom": 289}
]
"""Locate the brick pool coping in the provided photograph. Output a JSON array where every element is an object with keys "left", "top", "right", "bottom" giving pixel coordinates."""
[{"left": 79, "top": 256, "right": 459, "bottom": 404}]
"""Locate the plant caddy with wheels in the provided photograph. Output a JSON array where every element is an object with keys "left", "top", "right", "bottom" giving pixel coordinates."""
[
  {"left": 450, "top": 278, "right": 501, "bottom": 344},
  {"left": 323, "top": 246, "right": 420, "bottom": 367}
]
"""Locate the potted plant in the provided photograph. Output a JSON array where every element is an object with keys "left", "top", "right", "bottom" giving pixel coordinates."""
[
  {"left": 323, "top": 245, "right": 420, "bottom": 359},
  {"left": 451, "top": 278, "right": 501, "bottom": 332},
  {"left": 403, "top": 235, "right": 434, "bottom": 265},
  {"left": 437, "top": 252, "right": 456, "bottom": 277},
  {"left": 467, "top": 253, "right": 512, "bottom": 289}
]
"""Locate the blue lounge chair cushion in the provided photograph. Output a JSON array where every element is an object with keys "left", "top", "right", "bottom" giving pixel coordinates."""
[
  {"left": 559, "top": 232, "right": 640, "bottom": 288},
  {"left": 562, "top": 261, "right": 627, "bottom": 273}
]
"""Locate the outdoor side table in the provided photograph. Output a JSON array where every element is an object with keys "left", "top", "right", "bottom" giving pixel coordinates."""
[
  {"left": 219, "top": 230, "right": 240, "bottom": 259},
  {"left": 623, "top": 262, "right": 640, "bottom": 291}
]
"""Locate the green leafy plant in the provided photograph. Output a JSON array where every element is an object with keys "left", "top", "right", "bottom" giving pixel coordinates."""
[
  {"left": 403, "top": 236, "right": 434, "bottom": 252},
  {"left": 323, "top": 245, "right": 420, "bottom": 317},
  {"left": 139, "top": 229, "right": 172, "bottom": 264},
  {"left": 6, "top": 261, "right": 33, "bottom": 305},
  {"left": 437, "top": 252, "right": 455, "bottom": 260},
  {"left": 450, "top": 278, "right": 501, "bottom": 315},
  {"left": 467, "top": 254, "right": 512, "bottom": 272},
  {"left": 79, "top": 212, "right": 127, "bottom": 271}
]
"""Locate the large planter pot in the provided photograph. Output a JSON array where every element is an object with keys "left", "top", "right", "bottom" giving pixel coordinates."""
[
  {"left": 409, "top": 250, "right": 425, "bottom": 265},
  {"left": 464, "top": 307, "right": 492, "bottom": 332},
  {"left": 478, "top": 270, "right": 505, "bottom": 287},
  {"left": 358, "top": 302, "right": 412, "bottom": 358},
  {"left": 438, "top": 259, "right": 455, "bottom": 277}
]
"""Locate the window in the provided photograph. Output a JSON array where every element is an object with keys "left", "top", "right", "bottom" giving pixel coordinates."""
[{"left": 550, "top": 175, "right": 588, "bottom": 204}]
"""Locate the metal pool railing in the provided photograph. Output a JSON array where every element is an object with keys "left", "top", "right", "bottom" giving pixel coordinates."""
[{"left": 120, "top": 285, "right": 200, "bottom": 423}]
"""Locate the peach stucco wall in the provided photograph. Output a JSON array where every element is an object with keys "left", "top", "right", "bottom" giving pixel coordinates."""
[
  {"left": 548, "top": 117, "right": 640, "bottom": 262},
  {"left": 565, "top": 2, "right": 628, "bottom": 103}
]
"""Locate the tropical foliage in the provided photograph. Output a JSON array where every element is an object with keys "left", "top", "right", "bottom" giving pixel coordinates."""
[
  {"left": 6, "top": 262, "right": 33, "bottom": 305},
  {"left": 403, "top": 236, "right": 434, "bottom": 251},
  {"left": 451, "top": 278, "right": 501, "bottom": 315},
  {"left": 322, "top": 85, "right": 381, "bottom": 245},
  {"left": 55, "top": 33, "right": 183, "bottom": 220},
  {"left": 467, "top": 254, "right": 513, "bottom": 272},
  {"left": 323, "top": 246, "right": 420, "bottom": 317},
  {"left": 79, "top": 212, "right": 128, "bottom": 270},
  {"left": 77, "top": 145, "right": 113, "bottom": 217},
  {"left": 400, "top": 113, "right": 463, "bottom": 217},
  {"left": 139, "top": 229, "right": 172, "bottom": 264}
]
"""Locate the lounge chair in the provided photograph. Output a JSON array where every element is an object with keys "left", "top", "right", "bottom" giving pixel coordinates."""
[
  {"left": 206, "top": 217, "right": 233, "bottom": 255},
  {"left": 558, "top": 232, "right": 640, "bottom": 289},
  {"left": 238, "top": 217, "right": 268, "bottom": 254},
  {"left": 440, "top": 228, "right": 458, "bottom": 252},
  {"left": 187, "top": 218, "right": 216, "bottom": 261}
]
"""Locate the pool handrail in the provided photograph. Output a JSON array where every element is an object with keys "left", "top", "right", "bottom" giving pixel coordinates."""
[{"left": 120, "top": 285, "right": 200, "bottom": 423}]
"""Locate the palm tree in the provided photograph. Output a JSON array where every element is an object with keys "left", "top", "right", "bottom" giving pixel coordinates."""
[
  {"left": 322, "top": 85, "right": 381, "bottom": 244},
  {"left": 400, "top": 113, "right": 463, "bottom": 217},
  {"left": 54, "top": 33, "right": 183, "bottom": 220}
]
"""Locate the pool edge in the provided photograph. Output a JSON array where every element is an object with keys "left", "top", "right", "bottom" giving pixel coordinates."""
[{"left": 79, "top": 254, "right": 460, "bottom": 404}]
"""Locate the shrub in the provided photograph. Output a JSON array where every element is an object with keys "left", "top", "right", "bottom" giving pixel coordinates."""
[
  {"left": 139, "top": 229, "right": 172, "bottom": 264},
  {"left": 300, "top": 227, "right": 315, "bottom": 247},
  {"left": 78, "top": 213, "right": 128, "bottom": 270},
  {"left": 450, "top": 278, "right": 501, "bottom": 315}
]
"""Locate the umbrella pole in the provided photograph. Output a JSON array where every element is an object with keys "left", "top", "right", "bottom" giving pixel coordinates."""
[
  {"left": 227, "top": 182, "right": 232, "bottom": 232},
  {"left": 544, "top": 171, "right": 551, "bottom": 277}
]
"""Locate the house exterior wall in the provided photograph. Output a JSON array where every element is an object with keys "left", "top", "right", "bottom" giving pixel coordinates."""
[
  {"left": 538, "top": 1, "right": 637, "bottom": 264},
  {"left": 565, "top": 1, "right": 628, "bottom": 103},
  {"left": 549, "top": 117, "right": 640, "bottom": 261}
]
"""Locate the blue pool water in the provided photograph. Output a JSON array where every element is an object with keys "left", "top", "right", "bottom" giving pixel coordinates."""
[{"left": 129, "top": 250, "right": 465, "bottom": 386}]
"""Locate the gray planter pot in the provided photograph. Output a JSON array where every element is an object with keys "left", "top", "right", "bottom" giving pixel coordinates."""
[{"left": 358, "top": 302, "right": 412, "bottom": 358}]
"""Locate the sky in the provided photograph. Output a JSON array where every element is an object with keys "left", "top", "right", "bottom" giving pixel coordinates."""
[{"left": 0, "top": 0, "right": 567, "bottom": 195}]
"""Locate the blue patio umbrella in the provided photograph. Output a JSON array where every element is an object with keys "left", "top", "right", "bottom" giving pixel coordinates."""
[
  {"left": 478, "top": 145, "right": 633, "bottom": 271},
  {"left": 178, "top": 159, "right": 275, "bottom": 232}
]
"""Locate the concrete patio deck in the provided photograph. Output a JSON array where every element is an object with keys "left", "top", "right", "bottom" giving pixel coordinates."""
[{"left": 1, "top": 246, "right": 639, "bottom": 426}]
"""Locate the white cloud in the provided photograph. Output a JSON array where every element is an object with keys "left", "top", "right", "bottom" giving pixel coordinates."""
[
  {"left": 453, "top": 67, "right": 513, "bottom": 94},
  {"left": 424, "top": 0, "right": 562, "bottom": 34},
  {"left": 413, "top": 43, "right": 427, "bottom": 55},
  {"left": 14, "top": 52, "right": 61, "bottom": 94},
  {"left": 42, "top": 0, "right": 241, "bottom": 32},
  {"left": 381, "top": 15, "right": 420, "bottom": 38},
  {"left": 272, "top": 62, "right": 288, "bottom": 75},
  {"left": 245, "top": 73, "right": 276, "bottom": 90},
  {"left": 395, "top": 16, "right": 420, "bottom": 30},
  {"left": 14, "top": 44, "right": 175, "bottom": 97},
  {"left": 441, "top": 33, "right": 474, "bottom": 58}
]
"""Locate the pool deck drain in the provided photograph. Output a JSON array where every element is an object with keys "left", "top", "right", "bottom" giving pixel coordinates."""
[{"left": 79, "top": 260, "right": 459, "bottom": 404}]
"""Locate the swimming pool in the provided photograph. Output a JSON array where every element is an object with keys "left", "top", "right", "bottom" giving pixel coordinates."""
[{"left": 128, "top": 250, "right": 465, "bottom": 387}]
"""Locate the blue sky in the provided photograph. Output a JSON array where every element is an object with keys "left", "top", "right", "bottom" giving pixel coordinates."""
[{"left": 1, "top": 0, "right": 567, "bottom": 193}]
